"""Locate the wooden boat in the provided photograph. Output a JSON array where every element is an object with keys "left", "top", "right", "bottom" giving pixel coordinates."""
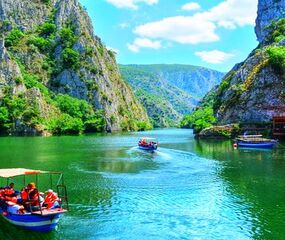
[
  {"left": 138, "top": 137, "right": 158, "bottom": 151},
  {"left": 0, "top": 168, "right": 68, "bottom": 232},
  {"left": 235, "top": 135, "right": 278, "bottom": 149}
]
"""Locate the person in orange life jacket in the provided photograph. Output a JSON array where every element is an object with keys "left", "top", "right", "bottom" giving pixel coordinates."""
[
  {"left": 43, "top": 189, "right": 60, "bottom": 209},
  {"left": 29, "top": 188, "right": 44, "bottom": 211},
  {"left": 18, "top": 187, "right": 29, "bottom": 205}
]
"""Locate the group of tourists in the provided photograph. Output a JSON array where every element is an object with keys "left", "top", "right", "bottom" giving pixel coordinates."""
[{"left": 0, "top": 182, "right": 60, "bottom": 215}]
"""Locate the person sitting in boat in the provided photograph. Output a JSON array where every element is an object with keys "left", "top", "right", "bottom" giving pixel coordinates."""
[
  {"left": 43, "top": 189, "right": 60, "bottom": 209},
  {"left": 19, "top": 187, "right": 29, "bottom": 206},
  {"left": 0, "top": 188, "right": 7, "bottom": 211},
  {"left": 28, "top": 188, "right": 44, "bottom": 211},
  {"left": 7, "top": 201, "right": 25, "bottom": 215}
]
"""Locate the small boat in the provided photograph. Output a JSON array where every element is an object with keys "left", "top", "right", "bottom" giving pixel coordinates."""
[
  {"left": 138, "top": 137, "right": 158, "bottom": 151},
  {"left": 0, "top": 168, "right": 68, "bottom": 232},
  {"left": 235, "top": 135, "right": 278, "bottom": 149}
]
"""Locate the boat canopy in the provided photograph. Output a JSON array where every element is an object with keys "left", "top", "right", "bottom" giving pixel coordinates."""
[{"left": 0, "top": 168, "right": 58, "bottom": 178}]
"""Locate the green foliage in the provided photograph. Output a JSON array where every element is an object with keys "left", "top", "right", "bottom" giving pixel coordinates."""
[
  {"left": 267, "top": 18, "right": 285, "bottom": 44},
  {"left": 60, "top": 27, "right": 77, "bottom": 47},
  {"left": 54, "top": 94, "right": 92, "bottom": 120},
  {"left": 23, "top": 73, "right": 40, "bottom": 89},
  {"left": 180, "top": 107, "right": 216, "bottom": 132},
  {"left": 136, "top": 121, "right": 152, "bottom": 131},
  {"left": 0, "top": 107, "right": 9, "bottom": 130},
  {"left": 5, "top": 29, "right": 25, "bottom": 47},
  {"left": 38, "top": 22, "right": 56, "bottom": 37},
  {"left": 266, "top": 46, "right": 285, "bottom": 73},
  {"left": 84, "top": 110, "right": 106, "bottom": 132},
  {"left": 61, "top": 48, "right": 80, "bottom": 69},
  {"left": 97, "top": 46, "right": 104, "bottom": 56},
  {"left": 28, "top": 36, "right": 50, "bottom": 52},
  {"left": 54, "top": 94, "right": 106, "bottom": 133},
  {"left": 46, "top": 114, "right": 84, "bottom": 135}
]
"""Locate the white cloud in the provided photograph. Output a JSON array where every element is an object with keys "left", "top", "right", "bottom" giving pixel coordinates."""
[
  {"left": 127, "top": 38, "right": 162, "bottom": 52},
  {"left": 106, "top": 0, "right": 158, "bottom": 10},
  {"left": 195, "top": 50, "right": 234, "bottom": 64},
  {"left": 131, "top": 0, "right": 258, "bottom": 45},
  {"left": 202, "top": 0, "right": 258, "bottom": 28},
  {"left": 181, "top": 2, "right": 201, "bottom": 11},
  {"left": 134, "top": 16, "right": 219, "bottom": 44}
]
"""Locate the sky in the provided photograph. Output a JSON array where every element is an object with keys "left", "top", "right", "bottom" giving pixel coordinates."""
[{"left": 79, "top": 0, "right": 259, "bottom": 72}]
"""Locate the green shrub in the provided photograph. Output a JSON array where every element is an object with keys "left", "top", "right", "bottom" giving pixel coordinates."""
[
  {"left": 136, "top": 121, "right": 152, "bottom": 131},
  {"left": 60, "top": 27, "right": 77, "bottom": 47},
  {"left": 84, "top": 111, "right": 106, "bottom": 132},
  {"left": 28, "top": 36, "right": 50, "bottom": 51},
  {"left": 54, "top": 94, "right": 92, "bottom": 120},
  {"left": 180, "top": 107, "right": 216, "bottom": 132},
  {"left": 266, "top": 46, "right": 285, "bottom": 73},
  {"left": 5, "top": 29, "right": 25, "bottom": 47},
  {"left": 47, "top": 114, "right": 84, "bottom": 135},
  {"left": 61, "top": 48, "right": 80, "bottom": 69},
  {"left": 38, "top": 22, "right": 56, "bottom": 37},
  {"left": 23, "top": 73, "right": 40, "bottom": 89}
]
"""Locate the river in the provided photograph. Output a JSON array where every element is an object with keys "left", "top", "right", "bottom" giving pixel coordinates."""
[{"left": 0, "top": 129, "right": 285, "bottom": 239}]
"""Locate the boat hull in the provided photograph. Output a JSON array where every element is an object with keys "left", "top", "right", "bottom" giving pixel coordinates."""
[
  {"left": 2, "top": 213, "right": 61, "bottom": 232},
  {"left": 237, "top": 141, "right": 277, "bottom": 149},
  {"left": 138, "top": 145, "right": 157, "bottom": 151}
]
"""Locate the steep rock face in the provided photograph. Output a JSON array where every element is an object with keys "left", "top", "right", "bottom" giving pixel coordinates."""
[
  {"left": 0, "top": 0, "right": 150, "bottom": 134},
  {"left": 210, "top": 0, "right": 285, "bottom": 125},
  {"left": 120, "top": 64, "right": 224, "bottom": 127},
  {"left": 255, "top": 0, "right": 285, "bottom": 43}
]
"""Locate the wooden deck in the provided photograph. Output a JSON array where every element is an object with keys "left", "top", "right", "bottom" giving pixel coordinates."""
[{"left": 32, "top": 208, "right": 68, "bottom": 216}]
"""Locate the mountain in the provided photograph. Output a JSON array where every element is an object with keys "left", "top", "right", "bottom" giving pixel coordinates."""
[
  {"left": 120, "top": 64, "right": 224, "bottom": 127},
  {"left": 0, "top": 0, "right": 150, "bottom": 135},
  {"left": 185, "top": 0, "right": 285, "bottom": 134}
]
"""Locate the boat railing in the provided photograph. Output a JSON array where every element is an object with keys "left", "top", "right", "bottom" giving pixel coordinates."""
[{"left": 57, "top": 184, "right": 69, "bottom": 210}]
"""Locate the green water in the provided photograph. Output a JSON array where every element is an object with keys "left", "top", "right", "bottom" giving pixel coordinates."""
[{"left": 0, "top": 129, "right": 285, "bottom": 240}]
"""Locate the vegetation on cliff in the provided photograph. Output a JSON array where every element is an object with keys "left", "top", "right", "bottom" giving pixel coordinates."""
[
  {"left": 0, "top": 0, "right": 151, "bottom": 135},
  {"left": 120, "top": 64, "right": 224, "bottom": 128},
  {"left": 184, "top": 9, "right": 285, "bottom": 135}
]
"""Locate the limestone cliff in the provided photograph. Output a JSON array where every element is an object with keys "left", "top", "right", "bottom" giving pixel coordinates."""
[
  {"left": 212, "top": 0, "right": 285, "bottom": 125},
  {"left": 0, "top": 0, "right": 150, "bottom": 135},
  {"left": 255, "top": 0, "right": 285, "bottom": 43}
]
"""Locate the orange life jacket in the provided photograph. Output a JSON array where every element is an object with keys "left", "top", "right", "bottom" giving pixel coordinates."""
[{"left": 44, "top": 193, "right": 58, "bottom": 209}]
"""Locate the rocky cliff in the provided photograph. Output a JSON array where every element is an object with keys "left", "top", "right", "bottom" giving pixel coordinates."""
[
  {"left": 0, "top": 0, "right": 150, "bottom": 135},
  {"left": 210, "top": 0, "right": 285, "bottom": 125},
  {"left": 255, "top": 0, "right": 285, "bottom": 43},
  {"left": 120, "top": 64, "right": 224, "bottom": 128}
]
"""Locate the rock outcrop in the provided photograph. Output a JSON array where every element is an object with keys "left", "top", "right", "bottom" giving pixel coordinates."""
[
  {"left": 255, "top": 0, "right": 285, "bottom": 43},
  {"left": 212, "top": 0, "right": 285, "bottom": 125},
  {"left": 0, "top": 0, "right": 150, "bottom": 135}
]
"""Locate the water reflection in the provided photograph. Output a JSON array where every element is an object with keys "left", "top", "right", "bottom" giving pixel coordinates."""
[
  {"left": 192, "top": 139, "right": 285, "bottom": 239},
  {"left": 0, "top": 130, "right": 284, "bottom": 239}
]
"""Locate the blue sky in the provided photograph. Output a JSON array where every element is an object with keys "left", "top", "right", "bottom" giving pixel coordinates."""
[{"left": 79, "top": 0, "right": 259, "bottom": 72}]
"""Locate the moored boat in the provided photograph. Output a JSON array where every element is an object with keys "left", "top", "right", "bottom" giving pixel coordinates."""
[
  {"left": 138, "top": 137, "right": 158, "bottom": 151},
  {"left": 0, "top": 168, "right": 68, "bottom": 232},
  {"left": 235, "top": 135, "right": 278, "bottom": 149}
]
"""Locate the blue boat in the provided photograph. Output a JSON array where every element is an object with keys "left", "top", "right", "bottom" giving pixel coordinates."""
[
  {"left": 138, "top": 137, "right": 158, "bottom": 151},
  {"left": 237, "top": 141, "right": 277, "bottom": 149},
  {"left": 0, "top": 168, "right": 68, "bottom": 232},
  {"left": 235, "top": 135, "right": 278, "bottom": 149}
]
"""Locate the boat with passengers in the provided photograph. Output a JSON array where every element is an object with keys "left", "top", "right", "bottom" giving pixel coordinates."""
[
  {"left": 235, "top": 134, "right": 278, "bottom": 149},
  {"left": 0, "top": 168, "right": 68, "bottom": 232},
  {"left": 138, "top": 137, "right": 158, "bottom": 151}
]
